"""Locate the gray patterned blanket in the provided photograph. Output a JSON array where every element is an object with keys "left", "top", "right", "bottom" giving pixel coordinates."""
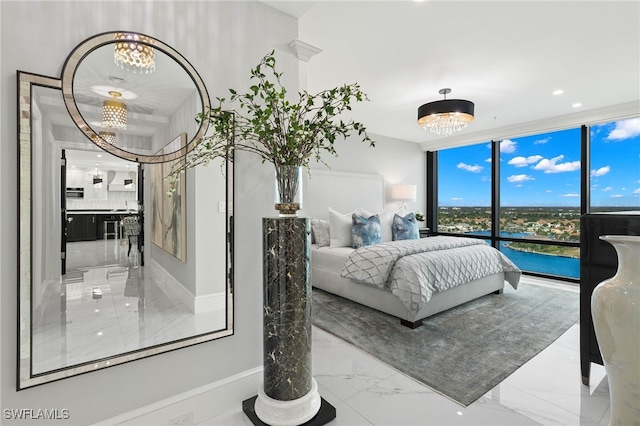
[{"left": 341, "top": 236, "right": 521, "bottom": 315}]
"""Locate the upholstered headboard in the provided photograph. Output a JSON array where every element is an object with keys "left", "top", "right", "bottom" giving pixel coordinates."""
[{"left": 302, "top": 169, "right": 384, "bottom": 220}]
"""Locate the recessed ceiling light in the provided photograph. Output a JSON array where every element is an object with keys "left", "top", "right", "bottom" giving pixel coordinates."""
[
  {"left": 90, "top": 85, "right": 138, "bottom": 100},
  {"left": 109, "top": 75, "right": 126, "bottom": 84},
  {"left": 97, "top": 154, "right": 102, "bottom": 158},
  {"left": 572, "top": 102, "right": 582, "bottom": 108},
  {"left": 553, "top": 89, "right": 564, "bottom": 95}
]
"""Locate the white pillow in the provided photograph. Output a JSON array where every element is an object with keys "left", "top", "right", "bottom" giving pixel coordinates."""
[
  {"left": 311, "top": 218, "right": 330, "bottom": 247},
  {"left": 367, "top": 205, "right": 407, "bottom": 242},
  {"left": 329, "top": 207, "right": 359, "bottom": 248}
]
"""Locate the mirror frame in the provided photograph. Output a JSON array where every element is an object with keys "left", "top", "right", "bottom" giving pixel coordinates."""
[
  {"left": 61, "top": 31, "right": 211, "bottom": 164},
  {"left": 17, "top": 67, "right": 233, "bottom": 389}
]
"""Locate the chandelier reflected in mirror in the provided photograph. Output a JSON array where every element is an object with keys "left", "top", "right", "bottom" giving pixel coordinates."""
[
  {"left": 98, "top": 131, "right": 116, "bottom": 145},
  {"left": 103, "top": 91, "right": 127, "bottom": 130},
  {"left": 114, "top": 32, "right": 156, "bottom": 74},
  {"left": 417, "top": 88, "right": 474, "bottom": 136},
  {"left": 93, "top": 164, "right": 103, "bottom": 188}
]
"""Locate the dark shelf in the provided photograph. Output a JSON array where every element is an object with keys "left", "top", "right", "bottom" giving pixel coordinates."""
[{"left": 580, "top": 213, "right": 640, "bottom": 385}]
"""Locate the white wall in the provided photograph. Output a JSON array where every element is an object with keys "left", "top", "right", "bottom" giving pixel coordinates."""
[
  {"left": 1, "top": 1, "right": 297, "bottom": 424},
  {"left": 310, "top": 133, "right": 426, "bottom": 214},
  {"left": 31, "top": 90, "right": 62, "bottom": 315}
]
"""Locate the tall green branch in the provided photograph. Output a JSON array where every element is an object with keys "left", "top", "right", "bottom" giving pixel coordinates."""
[{"left": 167, "top": 50, "right": 375, "bottom": 190}]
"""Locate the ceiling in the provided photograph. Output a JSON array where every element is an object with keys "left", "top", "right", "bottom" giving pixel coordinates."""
[
  {"left": 33, "top": 85, "right": 135, "bottom": 172},
  {"left": 40, "top": 1, "right": 640, "bottom": 171},
  {"left": 264, "top": 0, "right": 640, "bottom": 150}
]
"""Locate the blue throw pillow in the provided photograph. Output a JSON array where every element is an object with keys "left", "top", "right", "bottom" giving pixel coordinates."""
[
  {"left": 352, "top": 214, "right": 382, "bottom": 248},
  {"left": 392, "top": 213, "right": 419, "bottom": 241}
]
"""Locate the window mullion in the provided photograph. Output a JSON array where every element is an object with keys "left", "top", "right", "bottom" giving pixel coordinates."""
[{"left": 491, "top": 140, "right": 500, "bottom": 249}]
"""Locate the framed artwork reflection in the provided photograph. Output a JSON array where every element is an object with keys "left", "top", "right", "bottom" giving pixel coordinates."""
[{"left": 150, "top": 133, "right": 187, "bottom": 261}]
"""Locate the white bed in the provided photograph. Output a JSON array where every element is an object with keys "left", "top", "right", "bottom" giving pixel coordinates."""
[
  {"left": 311, "top": 244, "right": 513, "bottom": 328},
  {"left": 303, "top": 169, "right": 520, "bottom": 328}
]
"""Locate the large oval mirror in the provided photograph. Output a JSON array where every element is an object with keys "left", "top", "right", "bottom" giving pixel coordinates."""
[
  {"left": 61, "top": 31, "right": 210, "bottom": 163},
  {"left": 17, "top": 34, "right": 232, "bottom": 391}
]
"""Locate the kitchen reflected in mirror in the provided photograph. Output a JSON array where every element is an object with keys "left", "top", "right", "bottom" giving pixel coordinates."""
[{"left": 17, "top": 31, "right": 232, "bottom": 391}]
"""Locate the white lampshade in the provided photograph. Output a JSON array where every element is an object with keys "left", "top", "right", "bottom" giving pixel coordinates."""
[{"left": 390, "top": 184, "right": 417, "bottom": 202}]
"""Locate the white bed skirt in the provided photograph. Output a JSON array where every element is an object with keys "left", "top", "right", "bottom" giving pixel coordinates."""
[{"left": 311, "top": 266, "right": 505, "bottom": 324}]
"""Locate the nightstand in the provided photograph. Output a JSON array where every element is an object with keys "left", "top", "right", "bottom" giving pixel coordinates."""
[{"left": 419, "top": 228, "right": 430, "bottom": 238}]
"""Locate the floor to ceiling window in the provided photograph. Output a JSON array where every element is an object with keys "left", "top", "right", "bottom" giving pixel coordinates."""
[
  {"left": 437, "top": 143, "right": 492, "bottom": 235},
  {"left": 430, "top": 118, "right": 638, "bottom": 282},
  {"left": 498, "top": 128, "right": 581, "bottom": 279},
  {"left": 589, "top": 117, "right": 640, "bottom": 212}
]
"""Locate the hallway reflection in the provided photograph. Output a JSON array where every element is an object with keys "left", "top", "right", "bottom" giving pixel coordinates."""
[{"left": 31, "top": 238, "right": 225, "bottom": 374}]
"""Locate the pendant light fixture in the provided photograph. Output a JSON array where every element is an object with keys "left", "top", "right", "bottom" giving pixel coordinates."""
[
  {"left": 417, "top": 88, "right": 474, "bottom": 136},
  {"left": 114, "top": 32, "right": 156, "bottom": 74},
  {"left": 93, "top": 164, "right": 103, "bottom": 188},
  {"left": 103, "top": 91, "right": 127, "bottom": 130},
  {"left": 98, "top": 131, "right": 116, "bottom": 145}
]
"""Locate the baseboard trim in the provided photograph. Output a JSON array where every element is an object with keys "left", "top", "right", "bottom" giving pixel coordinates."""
[
  {"left": 195, "top": 291, "right": 226, "bottom": 314},
  {"left": 149, "top": 258, "right": 195, "bottom": 313},
  {"left": 92, "top": 366, "right": 262, "bottom": 425}
]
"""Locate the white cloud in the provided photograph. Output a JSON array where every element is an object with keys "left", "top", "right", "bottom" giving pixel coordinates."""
[
  {"left": 534, "top": 137, "right": 550, "bottom": 145},
  {"left": 451, "top": 197, "right": 464, "bottom": 201},
  {"left": 634, "top": 188, "right": 640, "bottom": 194},
  {"left": 508, "top": 155, "right": 543, "bottom": 167},
  {"left": 485, "top": 157, "right": 492, "bottom": 163},
  {"left": 500, "top": 139, "right": 517, "bottom": 153},
  {"left": 591, "top": 166, "right": 611, "bottom": 177},
  {"left": 457, "top": 162, "right": 483, "bottom": 173},
  {"left": 601, "top": 186, "right": 614, "bottom": 192},
  {"left": 606, "top": 118, "right": 640, "bottom": 141},
  {"left": 533, "top": 155, "right": 580, "bottom": 173},
  {"left": 507, "top": 174, "right": 534, "bottom": 183},
  {"left": 611, "top": 194, "right": 624, "bottom": 198},
  {"left": 546, "top": 190, "right": 553, "bottom": 193},
  {"left": 562, "top": 193, "right": 580, "bottom": 197}
]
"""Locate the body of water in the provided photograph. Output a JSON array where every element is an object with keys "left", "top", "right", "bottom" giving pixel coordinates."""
[{"left": 468, "top": 231, "right": 580, "bottom": 279}]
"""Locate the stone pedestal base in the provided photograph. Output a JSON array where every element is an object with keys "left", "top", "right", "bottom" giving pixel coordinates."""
[
  {"left": 244, "top": 388, "right": 336, "bottom": 426},
  {"left": 253, "top": 378, "right": 320, "bottom": 426}
]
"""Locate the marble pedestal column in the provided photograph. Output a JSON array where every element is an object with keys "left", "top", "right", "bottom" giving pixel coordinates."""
[{"left": 243, "top": 217, "right": 334, "bottom": 426}]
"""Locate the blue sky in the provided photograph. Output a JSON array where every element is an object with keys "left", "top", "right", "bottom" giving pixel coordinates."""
[{"left": 439, "top": 118, "right": 640, "bottom": 207}]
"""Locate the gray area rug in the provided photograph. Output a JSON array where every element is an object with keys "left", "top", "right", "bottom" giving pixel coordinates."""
[{"left": 311, "top": 281, "right": 579, "bottom": 406}]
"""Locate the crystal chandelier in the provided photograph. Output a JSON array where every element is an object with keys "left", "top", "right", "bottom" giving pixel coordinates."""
[
  {"left": 114, "top": 32, "right": 155, "bottom": 74},
  {"left": 98, "top": 131, "right": 116, "bottom": 145},
  {"left": 417, "top": 88, "right": 474, "bottom": 136},
  {"left": 103, "top": 91, "right": 127, "bottom": 130}
]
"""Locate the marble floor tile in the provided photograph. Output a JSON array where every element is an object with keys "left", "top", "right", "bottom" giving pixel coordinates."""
[
  {"left": 313, "top": 328, "right": 399, "bottom": 402},
  {"left": 205, "top": 278, "right": 611, "bottom": 426},
  {"left": 31, "top": 239, "right": 226, "bottom": 375}
]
